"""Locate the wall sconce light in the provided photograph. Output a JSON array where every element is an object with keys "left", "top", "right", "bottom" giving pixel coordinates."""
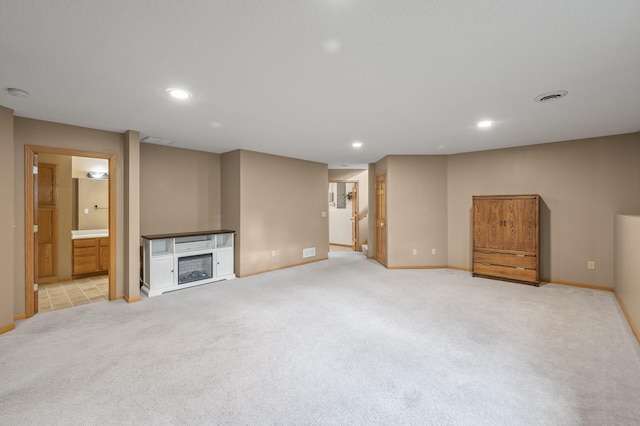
[{"left": 87, "top": 171, "right": 108, "bottom": 179}]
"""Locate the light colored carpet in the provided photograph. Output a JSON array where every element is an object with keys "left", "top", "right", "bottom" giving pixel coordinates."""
[{"left": 1, "top": 252, "right": 639, "bottom": 425}]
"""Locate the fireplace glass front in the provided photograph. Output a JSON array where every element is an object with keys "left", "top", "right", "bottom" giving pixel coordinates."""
[{"left": 177, "top": 253, "right": 213, "bottom": 285}]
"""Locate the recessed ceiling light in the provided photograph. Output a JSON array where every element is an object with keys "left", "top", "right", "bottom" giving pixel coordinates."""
[
  {"left": 211, "top": 122, "right": 222, "bottom": 128},
  {"left": 7, "top": 88, "right": 30, "bottom": 98},
  {"left": 535, "top": 90, "right": 568, "bottom": 102},
  {"left": 352, "top": 140, "right": 363, "bottom": 148},
  {"left": 166, "top": 88, "right": 193, "bottom": 99},
  {"left": 323, "top": 39, "right": 342, "bottom": 54},
  {"left": 477, "top": 120, "right": 495, "bottom": 128}
]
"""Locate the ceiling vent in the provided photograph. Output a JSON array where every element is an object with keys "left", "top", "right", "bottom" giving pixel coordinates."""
[
  {"left": 535, "top": 90, "right": 568, "bottom": 103},
  {"left": 140, "top": 136, "right": 174, "bottom": 145}
]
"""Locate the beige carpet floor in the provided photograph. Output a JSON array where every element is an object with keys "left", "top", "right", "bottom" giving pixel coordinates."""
[{"left": 1, "top": 252, "right": 639, "bottom": 425}]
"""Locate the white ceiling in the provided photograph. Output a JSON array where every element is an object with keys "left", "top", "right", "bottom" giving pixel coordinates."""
[{"left": 1, "top": 1, "right": 639, "bottom": 169}]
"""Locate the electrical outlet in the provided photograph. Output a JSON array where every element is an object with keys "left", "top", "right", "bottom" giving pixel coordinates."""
[
  {"left": 587, "top": 261, "right": 595, "bottom": 270},
  {"left": 412, "top": 248, "right": 417, "bottom": 255},
  {"left": 432, "top": 249, "right": 436, "bottom": 255},
  {"left": 321, "top": 211, "right": 327, "bottom": 217},
  {"left": 272, "top": 250, "right": 276, "bottom": 257}
]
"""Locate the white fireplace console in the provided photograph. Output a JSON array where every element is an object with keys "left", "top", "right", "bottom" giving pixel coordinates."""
[{"left": 141, "top": 230, "right": 235, "bottom": 297}]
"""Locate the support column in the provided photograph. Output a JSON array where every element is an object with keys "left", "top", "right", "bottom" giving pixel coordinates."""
[{"left": 123, "top": 130, "right": 140, "bottom": 302}]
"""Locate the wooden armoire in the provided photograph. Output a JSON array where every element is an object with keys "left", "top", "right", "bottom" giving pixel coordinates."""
[{"left": 472, "top": 195, "right": 540, "bottom": 286}]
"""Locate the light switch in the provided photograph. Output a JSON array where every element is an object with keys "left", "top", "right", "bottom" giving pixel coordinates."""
[
  {"left": 84, "top": 208, "right": 89, "bottom": 214},
  {"left": 321, "top": 211, "right": 327, "bottom": 217}
]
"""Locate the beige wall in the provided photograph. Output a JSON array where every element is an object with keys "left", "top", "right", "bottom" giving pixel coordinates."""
[
  {"left": 447, "top": 133, "right": 640, "bottom": 287},
  {"left": 614, "top": 215, "right": 640, "bottom": 340},
  {"left": 233, "top": 150, "right": 329, "bottom": 276},
  {"left": 13, "top": 117, "right": 127, "bottom": 315},
  {"left": 385, "top": 156, "right": 448, "bottom": 267},
  {"left": 328, "top": 169, "right": 369, "bottom": 248},
  {"left": 139, "top": 143, "right": 221, "bottom": 236},
  {"left": 220, "top": 150, "right": 242, "bottom": 274},
  {"left": 38, "top": 153, "right": 73, "bottom": 280},
  {"left": 0, "top": 106, "right": 14, "bottom": 331}
]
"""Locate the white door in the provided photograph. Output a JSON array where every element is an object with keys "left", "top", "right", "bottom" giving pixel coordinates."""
[{"left": 216, "top": 249, "right": 234, "bottom": 277}]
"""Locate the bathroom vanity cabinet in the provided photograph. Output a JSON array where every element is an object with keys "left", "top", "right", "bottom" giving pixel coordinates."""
[{"left": 72, "top": 237, "right": 109, "bottom": 277}]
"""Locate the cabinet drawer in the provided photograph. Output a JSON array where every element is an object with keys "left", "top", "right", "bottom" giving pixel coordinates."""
[
  {"left": 74, "top": 246, "right": 97, "bottom": 257},
  {"left": 73, "top": 238, "right": 97, "bottom": 248},
  {"left": 473, "top": 251, "right": 536, "bottom": 269},
  {"left": 473, "top": 262, "right": 537, "bottom": 283}
]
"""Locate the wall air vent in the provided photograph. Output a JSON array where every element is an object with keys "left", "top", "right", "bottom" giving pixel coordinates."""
[
  {"left": 535, "top": 90, "right": 568, "bottom": 103},
  {"left": 140, "top": 136, "right": 174, "bottom": 145},
  {"left": 303, "top": 247, "right": 316, "bottom": 258}
]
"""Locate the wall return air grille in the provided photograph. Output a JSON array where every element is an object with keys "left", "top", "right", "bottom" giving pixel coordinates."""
[{"left": 303, "top": 247, "right": 316, "bottom": 258}]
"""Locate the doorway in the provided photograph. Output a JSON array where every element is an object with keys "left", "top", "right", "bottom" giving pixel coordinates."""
[
  {"left": 328, "top": 180, "right": 359, "bottom": 252},
  {"left": 25, "top": 145, "right": 116, "bottom": 318}
]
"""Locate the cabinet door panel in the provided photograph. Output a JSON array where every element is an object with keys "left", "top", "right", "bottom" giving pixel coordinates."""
[
  {"left": 474, "top": 198, "right": 502, "bottom": 249},
  {"left": 502, "top": 198, "right": 538, "bottom": 252},
  {"left": 73, "top": 256, "right": 98, "bottom": 274},
  {"left": 216, "top": 249, "right": 234, "bottom": 277},
  {"left": 151, "top": 256, "right": 174, "bottom": 289}
]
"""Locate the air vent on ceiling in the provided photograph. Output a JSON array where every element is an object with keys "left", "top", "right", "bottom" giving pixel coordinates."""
[
  {"left": 140, "top": 136, "right": 174, "bottom": 145},
  {"left": 535, "top": 90, "right": 568, "bottom": 103}
]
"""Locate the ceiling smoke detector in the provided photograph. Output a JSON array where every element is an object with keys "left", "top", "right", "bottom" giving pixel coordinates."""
[{"left": 535, "top": 90, "right": 568, "bottom": 103}]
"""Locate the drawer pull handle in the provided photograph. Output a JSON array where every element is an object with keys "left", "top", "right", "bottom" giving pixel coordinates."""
[
  {"left": 515, "top": 267, "right": 525, "bottom": 270},
  {"left": 515, "top": 254, "right": 525, "bottom": 258},
  {"left": 482, "top": 251, "right": 492, "bottom": 254},
  {"left": 482, "top": 263, "right": 491, "bottom": 266}
]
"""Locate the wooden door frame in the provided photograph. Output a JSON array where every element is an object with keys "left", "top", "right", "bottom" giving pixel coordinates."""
[
  {"left": 25, "top": 145, "right": 116, "bottom": 318},
  {"left": 375, "top": 172, "right": 387, "bottom": 267},
  {"left": 328, "top": 180, "right": 360, "bottom": 251}
]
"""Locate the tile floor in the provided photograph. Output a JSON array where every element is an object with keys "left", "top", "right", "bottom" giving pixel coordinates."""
[{"left": 38, "top": 275, "right": 109, "bottom": 313}]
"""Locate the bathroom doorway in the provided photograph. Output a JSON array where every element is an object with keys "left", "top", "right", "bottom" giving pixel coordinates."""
[{"left": 25, "top": 145, "right": 116, "bottom": 318}]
